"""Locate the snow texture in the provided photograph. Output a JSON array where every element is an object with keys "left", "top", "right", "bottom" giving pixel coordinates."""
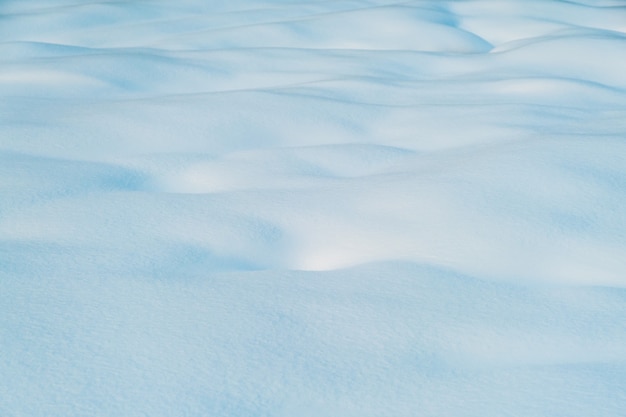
[{"left": 1, "top": 0, "right": 626, "bottom": 416}]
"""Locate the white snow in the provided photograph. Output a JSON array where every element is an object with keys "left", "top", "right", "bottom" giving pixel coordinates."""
[{"left": 1, "top": 0, "right": 626, "bottom": 416}]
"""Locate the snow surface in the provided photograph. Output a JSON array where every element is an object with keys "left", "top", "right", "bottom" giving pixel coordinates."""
[{"left": 2, "top": 0, "right": 626, "bottom": 415}]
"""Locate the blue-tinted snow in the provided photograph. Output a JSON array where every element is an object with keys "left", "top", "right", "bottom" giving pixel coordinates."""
[{"left": 1, "top": 0, "right": 626, "bottom": 416}]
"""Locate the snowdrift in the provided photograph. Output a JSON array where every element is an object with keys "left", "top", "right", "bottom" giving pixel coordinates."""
[{"left": 1, "top": 0, "right": 626, "bottom": 416}]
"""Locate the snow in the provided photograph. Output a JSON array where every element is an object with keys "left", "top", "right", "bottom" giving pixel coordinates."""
[{"left": 1, "top": 0, "right": 626, "bottom": 416}]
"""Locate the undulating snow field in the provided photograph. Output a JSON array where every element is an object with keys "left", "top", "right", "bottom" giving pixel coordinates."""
[{"left": 2, "top": 0, "right": 626, "bottom": 415}]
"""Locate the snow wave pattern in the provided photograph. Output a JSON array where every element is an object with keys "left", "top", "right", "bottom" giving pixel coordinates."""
[{"left": 1, "top": 1, "right": 626, "bottom": 416}]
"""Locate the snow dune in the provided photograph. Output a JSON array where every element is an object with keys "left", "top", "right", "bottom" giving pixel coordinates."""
[{"left": 1, "top": 0, "right": 626, "bottom": 416}]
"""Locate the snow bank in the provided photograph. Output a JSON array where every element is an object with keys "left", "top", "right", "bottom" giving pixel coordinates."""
[{"left": 1, "top": 0, "right": 626, "bottom": 416}]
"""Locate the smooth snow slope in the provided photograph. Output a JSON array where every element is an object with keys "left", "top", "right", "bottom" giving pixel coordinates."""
[{"left": 2, "top": 0, "right": 626, "bottom": 416}]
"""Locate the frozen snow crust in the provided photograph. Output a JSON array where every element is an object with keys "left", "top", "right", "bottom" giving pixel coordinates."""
[{"left": 2, "top": 0, "right": 626, "bottom": 416}]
